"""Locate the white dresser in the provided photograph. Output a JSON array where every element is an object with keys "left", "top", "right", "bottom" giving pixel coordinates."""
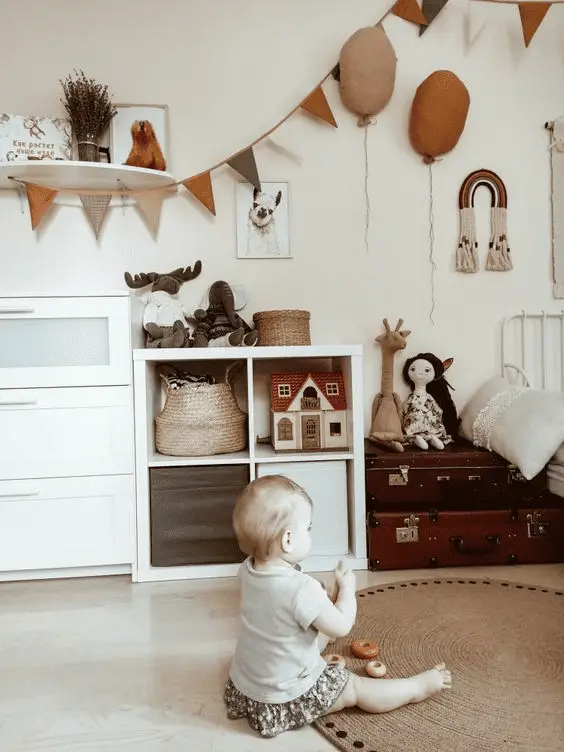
[{"left": 0, "top": 295, "right": 135, "bottom": 581}]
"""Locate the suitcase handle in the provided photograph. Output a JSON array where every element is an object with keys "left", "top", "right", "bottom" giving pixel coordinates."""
[{"left": 449, "top": 535, "right": 500, "bottom": 555}]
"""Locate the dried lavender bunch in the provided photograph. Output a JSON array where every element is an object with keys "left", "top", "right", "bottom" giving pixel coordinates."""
[{"left": 59, "top": 70, "right": 117, "bottom": 141}]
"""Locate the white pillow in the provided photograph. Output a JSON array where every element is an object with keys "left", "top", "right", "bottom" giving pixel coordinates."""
[{"left": 459, "top": 376, "right": 564, "bottom": 479}]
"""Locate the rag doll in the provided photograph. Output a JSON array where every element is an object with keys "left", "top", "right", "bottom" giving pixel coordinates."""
[
  {"left": 191, "top": 281, "right": 258, "bottom": 347},
  {"left": 124, "top": 261, "right": 202, "bottom": 348},
  {"left": 401, "top": 353, "right": 459, "bottom": 451}
]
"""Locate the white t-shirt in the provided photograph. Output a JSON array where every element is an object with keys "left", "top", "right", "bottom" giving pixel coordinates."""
[{"left": 229, "top": 557, "right": 330, "bottom": 703}]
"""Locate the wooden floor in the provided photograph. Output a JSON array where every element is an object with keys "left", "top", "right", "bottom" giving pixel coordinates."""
[{"left": 1, "top": 564, "right": 563, "bottom": 751}]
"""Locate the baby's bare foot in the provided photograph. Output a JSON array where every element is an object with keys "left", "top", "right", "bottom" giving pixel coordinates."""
[{"left": 410, "top": 663, "right": 452, "bottom": 703}]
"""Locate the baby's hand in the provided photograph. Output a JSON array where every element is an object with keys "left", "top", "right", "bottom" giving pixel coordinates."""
[{"left": 335, "top": 565, "right": 355, "bottom": 593}]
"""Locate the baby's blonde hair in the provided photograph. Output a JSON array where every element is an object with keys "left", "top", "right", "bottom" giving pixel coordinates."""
[{"left": 233, "top": 475, "right": 313, "bottom": 561}]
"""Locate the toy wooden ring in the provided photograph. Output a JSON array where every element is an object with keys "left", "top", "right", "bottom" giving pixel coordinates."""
[
  {"left": 351, "top": 639, "right": 380, "bottom": 659},
  {"left": 365, "top": 660, "right": 387, "bottom": 678},
  {"left": 324, "top": 653, "right": 347, "bottom": 669}
]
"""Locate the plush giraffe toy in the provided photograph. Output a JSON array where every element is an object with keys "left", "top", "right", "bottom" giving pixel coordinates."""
[{"left": 368, "top": 317, "right": 411, "bottom": 453}]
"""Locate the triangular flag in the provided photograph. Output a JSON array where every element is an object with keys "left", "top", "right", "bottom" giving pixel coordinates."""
[
  {"left": 300, "top": 87, "right": 337, "bottom": 127},
  {"left": 518, "top": 2, "right": 551, "bottom": 47},
  {"left": 227, "top": 148, "right": 261, "bottom": 191},
  {"left": 80, "top": 194, "right": 112, "bottom": 239},
  {"left": 183, "top": 172, "right": 216, "bottom": 215},
  {"left": 134, "top": 188, "right": 165, "bottom": 236},
  {"left": 25, "top": 183, "right": 57, "bottom": 230},
  {"left": 419, "top": 0, "right": 449, "bottom": 35},
  {"left": 392, "top": 0, "right": 428, "bottom": 26}
]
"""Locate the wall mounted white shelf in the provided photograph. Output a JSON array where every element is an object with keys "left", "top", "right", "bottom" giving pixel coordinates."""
[
  {"left": 133, "top": 344, "right": 367, "bottom": 582},
  {"left": 0, "top": 160, "right": 176, "bottom": 191}
]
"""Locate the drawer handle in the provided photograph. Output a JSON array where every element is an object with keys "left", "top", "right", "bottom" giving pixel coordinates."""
[
  {"left": 0, "top": 307, "right": 35, "bottom": 314},
  {"left": 0, "top": 399, "right": 37, "bottom": 406},
  {"left": 0, "top": 490, "right": 39, "bottom": 498}
]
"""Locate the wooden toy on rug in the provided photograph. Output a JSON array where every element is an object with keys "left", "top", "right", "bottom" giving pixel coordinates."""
[
  {"left": 124, "top": 119, "right": 166, "bottom": 171},
  {"left": 124, "top": 260, "right": 202, "bottom": 348},
  {"left": 323, "top": 653, "right": 347, "bottom": 669},
  {"left": 368, "top": 318, "right": 411, "bottom": 453},
  {"left": 401, "top": 353, "right": 459, "bottom": 451},
  {"left": 457, "top": 169, "right": 512, "bottom": 273},
  {"left": 351, "top": 639, "right": 380, "bottom": 660},
  {"left": 365, "top": 660, "right": 387, "bottom": 678}
]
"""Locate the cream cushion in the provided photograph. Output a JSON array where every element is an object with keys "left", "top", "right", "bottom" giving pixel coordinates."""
[{"left": 460, "top": 376, "right": 564, "bottom": 479}]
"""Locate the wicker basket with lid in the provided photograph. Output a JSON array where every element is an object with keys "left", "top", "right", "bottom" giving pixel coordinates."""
[{"left": 253, "top": 309, "right": 311, "bottom": 346}]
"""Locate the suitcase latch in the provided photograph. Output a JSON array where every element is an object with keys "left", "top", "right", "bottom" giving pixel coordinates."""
[
  {"left": 526, "top": 511, "right": 548, "bottom": 538},
  {"left": 389, "top": 465, "right": 409, "bottom": 486},
  {"left": 396, "top": 514, "right": 420, "bottom": 543}
]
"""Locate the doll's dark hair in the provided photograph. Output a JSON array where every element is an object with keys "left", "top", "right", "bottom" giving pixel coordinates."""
[{"left": 402, "top": 352, "right": 460, "bottom": 439}]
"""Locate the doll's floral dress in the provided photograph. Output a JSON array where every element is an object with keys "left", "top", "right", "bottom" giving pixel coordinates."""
[{"left": 402, "top": 391, "right": 452, "bottom": 445}]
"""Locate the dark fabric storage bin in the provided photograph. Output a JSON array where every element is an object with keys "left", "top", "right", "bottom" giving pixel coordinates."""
[{"left": 150, "top": 465, "right": 249, "bottom": 567}]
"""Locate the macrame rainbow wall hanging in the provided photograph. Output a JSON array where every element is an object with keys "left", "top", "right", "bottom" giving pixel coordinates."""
[{"left": 457, "top": 169, "right": 512, "bottom": 273}]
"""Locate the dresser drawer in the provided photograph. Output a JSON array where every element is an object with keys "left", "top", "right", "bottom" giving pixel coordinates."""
[
  {"left": 0, "top": 475, "right": 134, "bottom": 572},
  {"left": 0, "top": 387, "right": 133, "bottom": 480},
  {"left": 0, "top": 296, "right": 130, "bottom": 388}
]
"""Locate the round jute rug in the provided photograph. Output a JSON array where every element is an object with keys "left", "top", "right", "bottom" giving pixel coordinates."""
[{"left": 314, "top": 578, "right": 564, "bottom": 752}]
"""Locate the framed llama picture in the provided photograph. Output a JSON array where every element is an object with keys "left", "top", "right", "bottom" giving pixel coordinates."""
[
  {"left": 235, "top": 181, "right": 291, "bottom": 259},
  {"left": 110, "top": 103, "right": 169, "bottom": 169}
]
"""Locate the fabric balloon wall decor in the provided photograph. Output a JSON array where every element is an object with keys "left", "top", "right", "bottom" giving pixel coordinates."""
[
  {"left": 409, "top": 70, "right": 470, "bottom": 163},
  {"left": 338, "top": 25, "right": 397, "bottom": 127}
]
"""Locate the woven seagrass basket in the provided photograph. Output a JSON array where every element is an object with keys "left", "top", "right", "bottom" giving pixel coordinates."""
[
  {"left": 155, "top": 366, "right": 247, "bottom": 457},
  {"left": 253, "top": 309, "right": 311, "bottom": 346}
]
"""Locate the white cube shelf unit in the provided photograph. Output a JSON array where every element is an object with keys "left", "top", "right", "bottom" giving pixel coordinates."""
[{"left": 133, "top": 345, "right": 366, "bottom": 582}]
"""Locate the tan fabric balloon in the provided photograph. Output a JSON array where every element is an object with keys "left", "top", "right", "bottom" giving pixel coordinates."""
[
  {"left": 339, "top": 26, "right": 397, "bottom": 127},
  {"left": 409, "top": 70, "right": 470, "bottom": 164}
]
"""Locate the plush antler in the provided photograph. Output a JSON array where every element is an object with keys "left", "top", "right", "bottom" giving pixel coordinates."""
[
  {"left": 167, "top": 260, "right": 202, "bottom": 284},
  {"left": 123, "top": 271, "right": 160, "bottom": 289}
]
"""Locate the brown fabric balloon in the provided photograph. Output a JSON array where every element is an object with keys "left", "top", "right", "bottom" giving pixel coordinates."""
[
  {"left": 409, "top": 70, "right": 470, "bottom": 164},
  {"left": 339, "top": 25, "right": 397, "bottom": 127}
]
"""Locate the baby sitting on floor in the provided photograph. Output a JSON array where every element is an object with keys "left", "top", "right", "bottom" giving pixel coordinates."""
[{"left": 224, "top": 474, "right": 452, "bottom": 738}]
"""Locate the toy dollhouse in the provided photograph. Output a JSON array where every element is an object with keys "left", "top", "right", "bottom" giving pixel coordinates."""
[{"left": 270, "top": 372, "right": 348, "bottom": 452}]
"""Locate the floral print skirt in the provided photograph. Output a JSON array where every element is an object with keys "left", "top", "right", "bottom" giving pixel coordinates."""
[{"left": 224, "top": 664, "right": 350, "bottom": 738}]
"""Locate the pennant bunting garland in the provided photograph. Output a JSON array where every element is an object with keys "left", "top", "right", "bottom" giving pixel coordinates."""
[
  {"left": 25, "top": 184, "right": 57, "bottom": 230},
  {"left": 518, "top": 2, "right": 551, "bottom": 47},
  {"left": 300, "top": 87, "right": 338, "bottom": 127},
  {"left": 133, "top": 188, "right": 166, "bottom": 236},
  {"left": 419, "top": 0, "right": 449, "bottom": 35},
  {"left": 464, "top": 2, "right": 489, "bottom": 52},
  {"left": 227, "top": 148, "right": 261, "bottom": 191},
  {"left": 392, "top": 0, "right": 428, "bottom": 26},
  {"left": 183, "top": 173, "right": 216, "bottom": 215},
  {"left": 80, "top": 194, "right": 112, "bottom": 239}
]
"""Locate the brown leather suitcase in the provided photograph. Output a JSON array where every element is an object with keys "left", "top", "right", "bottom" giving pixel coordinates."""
[
  {"left": 365, "top": 440, "right": 548, "bottom": 510},
  {"left": 368, "top": 507, "right": 564, "bottom": 571}
]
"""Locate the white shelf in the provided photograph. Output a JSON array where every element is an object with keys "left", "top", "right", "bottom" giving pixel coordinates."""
[
  {"left": 133, "top": 344, "right": 367, "bottom": 583},
  {"left": 133, "top": 344, "right": 363, "bottom": 362},
  {"left": 149, "top": 450, "right": 250, "bottom": 467},
  {"left": 0, "top": 160, "right": 176, "bottom": 191},
  {"left": 254, "top": 444, "right": 353, "bottom": 463}
]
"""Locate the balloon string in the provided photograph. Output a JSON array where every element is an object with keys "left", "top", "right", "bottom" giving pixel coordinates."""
[
  {"left": 364, "top": 127, "right": 370, "bottom": 253},
  {"left": 428, "top": 163, "right": 436, "bottom": 325}
]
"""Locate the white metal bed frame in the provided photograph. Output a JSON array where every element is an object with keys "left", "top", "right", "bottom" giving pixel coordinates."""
[{"left": 501, "top": 311, "right": 564, "bottom": 390}]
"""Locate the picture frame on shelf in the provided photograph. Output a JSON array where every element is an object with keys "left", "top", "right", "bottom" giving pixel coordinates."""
[
  {"left": 109, "top": 103, "right": 169, "bottom": 169},
  {"left": 235, "top": 180, "right": 291, "bottom": 259}
]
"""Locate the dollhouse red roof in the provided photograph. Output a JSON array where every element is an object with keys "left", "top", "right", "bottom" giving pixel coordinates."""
[{"left": 271, "top": 372, "right": 347, "bottom": 412}]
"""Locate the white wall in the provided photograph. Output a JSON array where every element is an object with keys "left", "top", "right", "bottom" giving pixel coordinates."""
[{"left": 0, "top": 0, "right": 563, "bottom": 432}]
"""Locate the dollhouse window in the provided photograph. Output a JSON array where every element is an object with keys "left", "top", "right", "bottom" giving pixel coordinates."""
[
  {"left": 330, "top": 422, "right": 342, "bottom": 436},
  {"left": 278, "top": 417, "right": 293, "bottom": 441},
  {"left": 326, "top": 383, "right": 339, "bottom": 396},
  {"left": 278, "top": 384, "right": 291, "bottom": 398}
]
